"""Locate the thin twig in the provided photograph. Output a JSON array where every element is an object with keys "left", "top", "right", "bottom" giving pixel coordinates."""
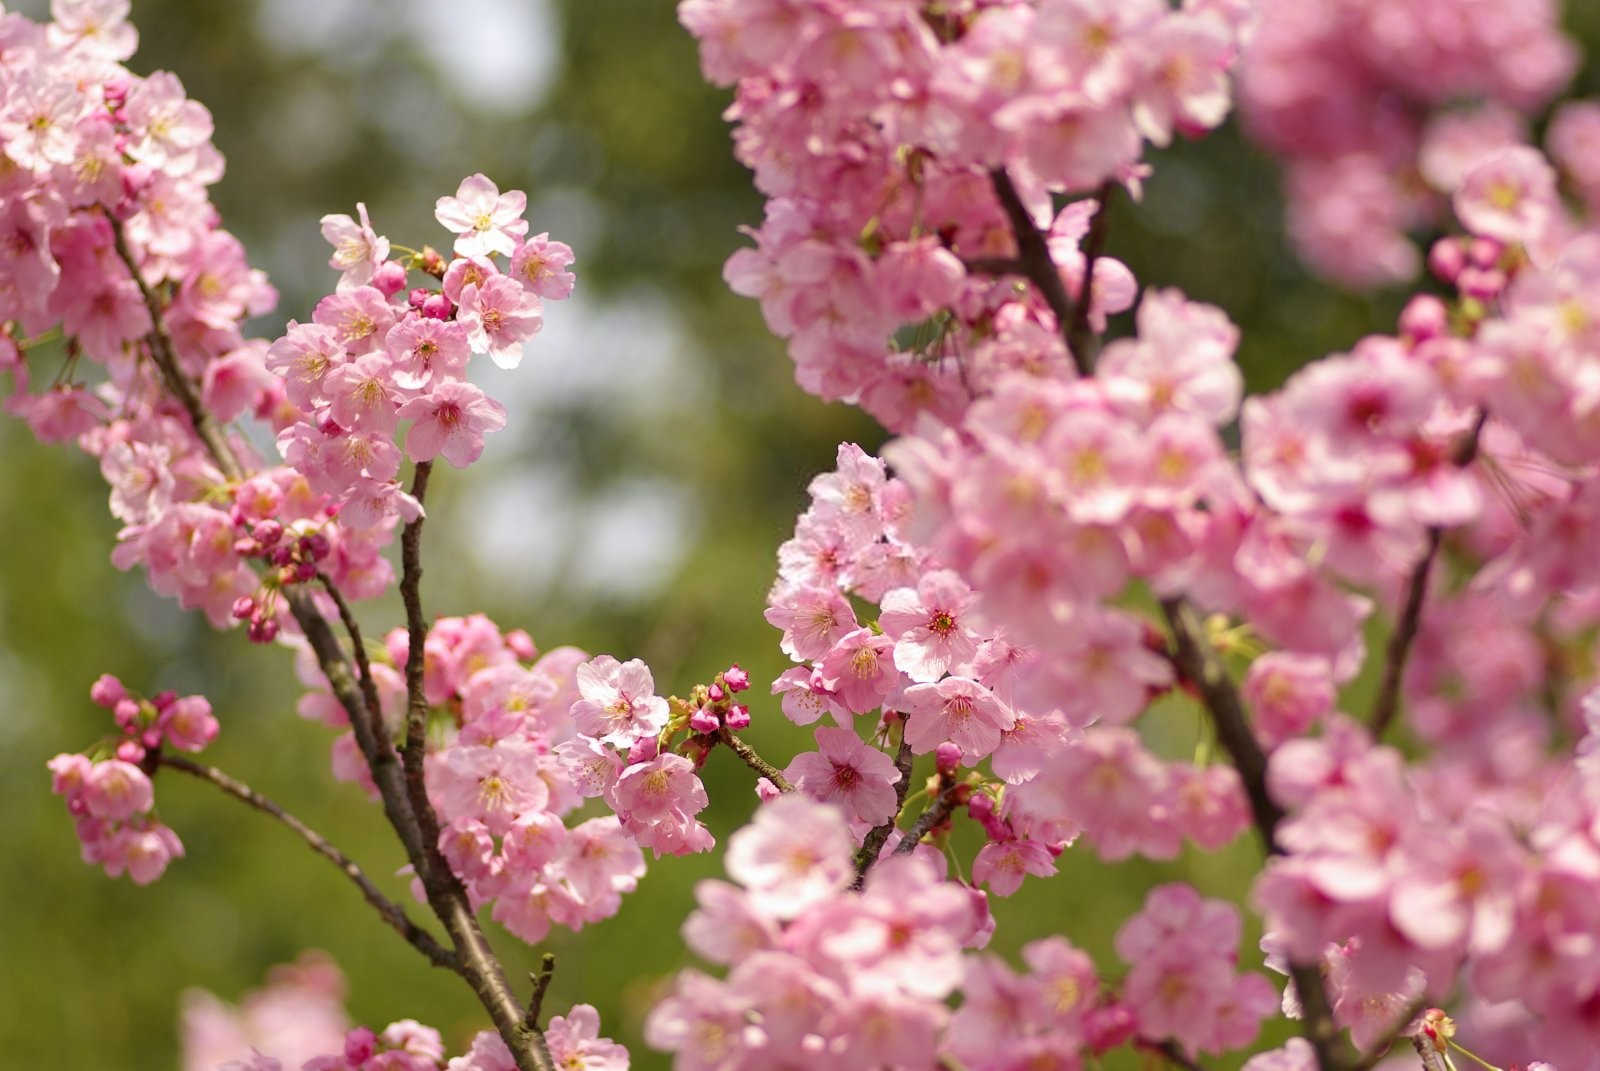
[
  {"left": 715, "top": 726, "right": 794, "bottom": 792},
  {"left": 318, "top": 572, "right": 385, "bottom": 728},
  {"left": 893, "top": 775, "right": 962, "bottom": 855},
  {"left": 1066, "top": 180, "right": 1117, "bottom": 370},
  {"left": 525, "top": 953, "right": 557, "bottom": 1030},
  {"left": 962, "top": 256, "right": 1025, "bottom": 276},
  {"left": 987, "top": 168, "right": 1093, "bottom": 376},
  {"left": 155, "top": 753, "right": 455, "bottom": 968},
  {"left": 106, "top": 213, "right": 243, "bottom": 482},
  {"left": 1160, "top": 596, "right": 1343, "bottom": 1071},
  {"left": 1136, "top": 1038, "right": 1209, "bottom": 1071},
  {"left": 853, "top": 733, "right": 914, "bottom": 888},
  {"left": 1370, "top": 409, "right": 1487, "bottom": 739}
]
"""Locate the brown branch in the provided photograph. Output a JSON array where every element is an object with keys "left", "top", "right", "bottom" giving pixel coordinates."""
[
  {"left": 155, "top": 753, "right": 455, "bottom": 968},
  {"left": 1067, "top": 180, "right": 1116, "bottom": 370},
  {"left": 893, "top": 774, "right": 962, "bottom": 856},
  {"left": 399, "top": 459, "right": 438, "bottom": 849},
  {"left": 1160, "top": 597, "right": 1343, "bottom": 1071},
  {"left": 853, "top": 732, "right": 914, "bottom": 888},
  {"left": 318, "top": 572, "right": 385, "bottom": 728},
  {"left": 107, "top": 213, "right": 243, "bottom": 483},
  {"left": 962, "top": 256, "right": 1025, "bottom": 276},
  {"left": 715, "top": 726, "right": 794, "bottom": 792},
  {"left": 987, "top": 168, "right": 1093, "bottom": 377},
  {"left": 525, "top": 953, "right": 556, "bottom": 1029},
  {"left": 1370, "top": 409, "right": 1487, "bottom": 739}
]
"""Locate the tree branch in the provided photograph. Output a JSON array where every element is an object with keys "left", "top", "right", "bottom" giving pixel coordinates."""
[
  {"left": 893, "top": 774, "right": 961, "bottom": 856},
  {"left": 715, "top": 726, "right": 794, "bottom": 792},
  {"left": 1160, "top": 596, "right": 1343, "bottom": 1071},
  {"left": 987, "top": 168, "right": 1094, "bottom": 377},
  {"left": 107, "top": 213, "right": 243, "bottom": 483},
  {"left": 155, "top": 753, "right": 455, "bottom": 969},
  {"left": 853, "top": 733, "right": 915, "bottom": 888},
  {"left": 318, "top": 572, "right": 385, "bottom": 728},
  {"left": 1067, "top": 180, "right": 1116, "bottom": 370},
  {"left": 1136, "top": 1038, "right": 1210, "bottom": 1071},
  {"left": 1369, "top": 409, "right": 1487, "bottom": 738},
  {"left": 399, "top": 460, "right": 438, "bottom": 854}
]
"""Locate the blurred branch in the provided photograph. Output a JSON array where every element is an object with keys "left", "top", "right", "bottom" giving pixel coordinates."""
[
  {"left": 1370, "top": 409, "right": 1487, "bottom": 738},
  {"left": 893, "top": 773, "right": 961, "bottom": 856},
  {"left": 987, "top": 168, "right": 1092, "bottom": 376},
  {"left": 155, "top": 753, "right": 455, "bottom": 969}
]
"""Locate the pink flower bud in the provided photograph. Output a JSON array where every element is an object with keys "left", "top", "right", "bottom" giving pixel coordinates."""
[
  {"left": 1428, "top": 238, "right": 1465, "bottom": 282},
  {"left": 421, "top": 293, "right": 452, "bottom": 320},
  {"left": 706, "top": 683, "right": 726, "bottom": 703},
  {"left": 254, "top": 520, "right": 284, "bottom": 546},
  {"left": 1399, "top": 295, "right": 1449, "bottom": 343},
  {"left": 249, "top": 617, "right": 280, "bottom": 644},
  {"left": 152, "top": 690, "right": 176, "bottom": 711},
  {"left": 371, "top": 260, "right": 408, "bottom": 297},
  {"left": 505, "top": 629, "right": 537, "bottom": 660},
  {"left": 344, "top": 1027, "right": 377, "bottom": 1064},
  {"left": 723, "top": 663, "right": 750, "bottom": 692},
  {"left": 1458, "top": 266, "right": 1506, "bottom": 301},
  {"left": 1085, "top": 1002, "right": 1138, "bottom": 1052},
  {"left": 231, "top": 596, "right": 256, "bottom": 621},
  {"left": 688, "top": 706, "right": 720, "bottom": 734},
  {"left": 626, "top": 736, "right": 660, "bottom": 766},
  {"left": 755, "top": 777, "right": 781, "bottom": 802},
  {"left": 113, "top": 698, "right": 141, "bottom": 732},
  {"left": 115, "top": 740, "right": 145, "bottom": 764},
  {"left": 1468, "top": 236, "right": 1503, "bottom": 269},
  {"left": 724, "top": 703, "right": 751, "bottom": 730},
  {"left": 408, "top": 287, "right": 432, "bottom": 310},
  {"left": 302, "top": 532, "right": 331, "bottom": 561},
  {"left": 90, "top": 674, "right": 126, "bottom": 709},
  {"left": 935, "top": 741, "right": 962, "bottom": 775}
]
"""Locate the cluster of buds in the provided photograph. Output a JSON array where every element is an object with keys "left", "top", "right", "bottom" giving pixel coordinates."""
[
  {"left": 228, "top": 515, "right": 335, "bottom": 643},
  {"left": 45, "top": 675, "right": 217, "bottom": 885},
  {"left": 670, "top": 664, "right": 752, "bottom": 741}
]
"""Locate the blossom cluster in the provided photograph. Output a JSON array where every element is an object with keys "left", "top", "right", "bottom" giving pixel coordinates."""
[
  {"left": 46, "top": 673, "right": 217, "bottom": 885},
  {"left": 647, "top": 796, "right": 1275, "bottom": 1068},
  {"left": 0, "top": 0, "right": 406, "bottom": 636},
  {"left": 1237, "top": 0, "right": 1578, "bottom": 286},
  {"left": 268, "top": 174, "right": 575, "bottom": 530},
  {"left": 685, "top": 0, "right": 1254, "bottom": 428},
  {"left": 184, "top": 951, "right": 626, "bottom": 1071}
]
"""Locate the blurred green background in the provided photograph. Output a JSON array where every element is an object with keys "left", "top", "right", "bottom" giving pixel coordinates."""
[{"left": 4, "top": 1, "right": 1600, "bottom": 1068}]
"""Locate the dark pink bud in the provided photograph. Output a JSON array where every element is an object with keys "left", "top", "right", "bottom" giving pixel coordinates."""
[
  {"left": 724, "top": 703, "right": 751, "bottom": 730},
  {"left": 706, "top": 682, "right": 725, "bottom": 703},
  {"left": 103, "top": 78, "right": 130, "bottom": 107},
  {"left": 688, "top": 706, "right": 720, "bottom": 734},
  {"left": 1399, "top": 295, "right": 1449, "bottom": 343},
  {"left": 967, "top": 793, "right": 995, "bottom": 822},
  {"left": 372, "top": 260, "right": 408, "bottom": 297},
  {"left": 140, "top": 727, "right": 163, "bottom": 750},
  {"left": 1468, "top": 236, "right": 1503, "bottom": 269},
  {"left": 248, "top": 617, "right": 280, "bottom": 644},
  {"left": 113, "top": 698, "right": 141, "bottom": 731},
  {"left": 626, "top": 736, "right": 660, "bottom": 766},
  {"left": 344, "top": 1027, "right": 377, "bottom": 1064},
  {"left": 254, "top": 520, "right": 284, "bottom": 546},
  {"left": 1428, "top": 238, "right": 1465, "bottom": 283},
  {"left": 723, "top": 664, "right": 750, "bottom": 692},
  {"left": 152, "top": 691, "right": 176, "bottom": 711},
  {"left": 505, "top": 629, "right": 536, "bottom": 660},
  {"left": 89, "top": 674, "right": 126, "bottom": 708},
  {"left": 935, "top": 741, "right": 962, "bottom": 775},
  {"left": 421, "top": 293, "right": 452, "bottom": 320},
  {"left": 231, "top": 596, "right": 256, "bottom": 621},
  {"left": 293, "top": 562, "right": 317, "bottom": 583},
  {"left": 115, "top": 739, "right": 145, "bottom": 763},
  {"left": 408, "top": 287, "right": 432, "bottom": 310},
  {"left": 1458, "top": 266, "right": 1506, "bottom": 301},
  {"left": 1085, "top": 1002, "right": 1138, "bottom": 1053},
  {"left": 301, "top": 533, "right": 330, "bottom": 561}
]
